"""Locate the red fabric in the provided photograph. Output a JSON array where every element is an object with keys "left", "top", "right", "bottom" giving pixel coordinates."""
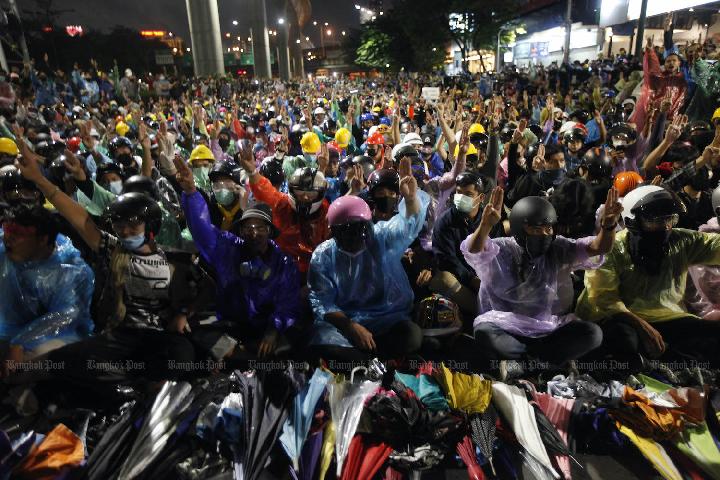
[
  {"left": 630, "top": 47, "right": 687, "bottom": 134},
  {"left": 249, "top": 175, "right": 330, "bottom": 273},
  {"left": 457, "top": 435, "right": 486, "bottom": 480},
  {"left": 383, "top": 465, "right": 403, "bottom": 480},
  {"left": 341, "top": 435, "right": 392, "bottom": 480}
]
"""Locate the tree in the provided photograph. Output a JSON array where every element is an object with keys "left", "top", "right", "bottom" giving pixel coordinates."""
[{"left": 355, "top": 26, "right": 393, "bottom": 69}]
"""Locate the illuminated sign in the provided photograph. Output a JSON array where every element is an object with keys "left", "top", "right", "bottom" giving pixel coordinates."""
[
  {"left": 600, "top": 0, "right": 716, "bottom": 27},
  {"left": 141, "top": 30, "right": 166, "bottom": 38},
  {"left": 66, "top": 25, "right": 83, "bottom": 37}
]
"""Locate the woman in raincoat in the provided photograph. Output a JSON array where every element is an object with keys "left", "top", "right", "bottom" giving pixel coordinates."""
[
  {"left": 307, "top": 158, "right": 430, "bottom": 360},
  {"left": 462, "top": 187, "right": 622, "bottom": 364}
]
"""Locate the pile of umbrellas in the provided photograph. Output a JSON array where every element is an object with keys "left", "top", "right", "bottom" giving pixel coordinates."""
[{"left": 2, "top": 361, "right": 720, "bottom": 480}]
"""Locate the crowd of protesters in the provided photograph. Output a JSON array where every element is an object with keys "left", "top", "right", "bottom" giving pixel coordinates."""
[{"left": 3, "top": 12, "right": 720, "bottom": 383}]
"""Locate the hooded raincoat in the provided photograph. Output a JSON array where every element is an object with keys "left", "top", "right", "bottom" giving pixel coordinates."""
[
  {"left": 181, "top": 190, "right": 301, "bottom": 333},
  {"left": 461, "top": 235, "right": 603, "bottom": 337},
  {"left": 0, "top": 232, "right": 94, "bottom": 351},
  {"left": 308, "top": 190, "right": 430, "bottom": 347},
  {"left": 576, "top": 229, "right": 720, "bottom": 323}
]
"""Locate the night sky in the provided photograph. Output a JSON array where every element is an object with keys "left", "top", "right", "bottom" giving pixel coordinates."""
[{"left": 21, "top": 0, "right": 372, "bottom": 47}]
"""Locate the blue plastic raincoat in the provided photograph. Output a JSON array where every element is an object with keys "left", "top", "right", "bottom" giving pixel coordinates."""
[
  {"left": 308, "top": 190, "right": 430, "bottom": 347},
  {"left": 181, "top": 190, "right": 301, "bottom": 332},
  {"left": 0, "top": 232, "right": 94, "bottom": 351}
]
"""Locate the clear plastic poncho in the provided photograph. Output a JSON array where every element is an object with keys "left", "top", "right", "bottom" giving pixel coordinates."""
[
  {"left": 308, "top": 190, "right": 430, "bottom": 347},
  {"left": 0, "top": 232, "right": 94, "bottom": 351},
  {"left": 688, "top": 217, "right": 720, "bottom": 320},
  {"left": 461, "top": 235, "right": 602, "bottom": 337}
]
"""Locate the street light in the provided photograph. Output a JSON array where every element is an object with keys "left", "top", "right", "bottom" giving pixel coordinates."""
[
  {"left": 496, "top": 25, "right": 512, "bottom": 72},
  {"left": 225, "top": 32, "right": 230, "bottom": 38},
  {"left": 232, "top": 20, "right": 238, "bottom": 26},
  {"left": 313, "top": 21, "right": 317, "bottom": 26},
  {"left": 296, "top": 39, "right": 301, "bottom": 43},
  {"left": 278, "top": 18, "right": 284, "bottom": 24},
  {"left": 326, "top": 29, "right": 332, "bottom": 36},
  {"left": 355, "top": 4, "right": 360, "bottom": 9},
  {"left": 324, "top": 22, "right": 329, "bottom": 26},
  {"left": 186, "top": 47, "right": 191, "bottom": 52},
  {"left": 342, "top": 31, "right": 346, "bottom": 36}
]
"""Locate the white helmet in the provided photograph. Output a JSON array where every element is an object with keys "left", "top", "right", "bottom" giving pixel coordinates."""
[
  {"left": 313, "top": 106, "right": 326, "bottom": 116},
  {"left": 403, "top": 132, "right": 423, "bottom": 146},
  {"left": 621, "top": 185, "right": 663, "bottom": 223},
  {"left": 621, "top": 185, "right": 686, "bottom": 231}
]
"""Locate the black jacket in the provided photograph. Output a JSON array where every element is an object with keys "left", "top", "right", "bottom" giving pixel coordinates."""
[{"left": 432, "top": 206, "right": 488, "bottom": 288}]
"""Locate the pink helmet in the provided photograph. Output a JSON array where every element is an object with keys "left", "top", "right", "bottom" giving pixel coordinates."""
[{"left": 327, "top": 195, "right": 372, "bottom": 226}]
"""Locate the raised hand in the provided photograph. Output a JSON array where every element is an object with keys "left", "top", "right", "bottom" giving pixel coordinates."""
[
  {"left": 664, "top": 114, "right": 686, "bottom": 143},
  {"left": 532, "top": 144, "right": 546, "bottom": 171},
  {"left": 236, "top": 140, "right": 256, "bottom": 173},
  {"left": 398, "top": 156, "right": 417, "bottom": 199},
  {"left": 317, "top": 143, "right": 329, "bottom": 173},
  {"left": 600, "top": 187, "right": 622, "bottom": 228},
  {"left": 138, "top": 122, "right": 151, "bottom": 151},
  {"left": 63, "top": 149, "right": 86, "bottom": 181},
  {"left": 16, "top": 144, "right": 45, "bottom": 184},
  {"left": 481, "top": 186, "right": 504, "bottom": 228},
  {"left": 511, "top": 119, "right": 527, "bottom": 144},
  {"left": 173, "top": 154, "right": 196, "bottom": 193},
  {"left": 458, "top": 124, "right": 470, "bottom": 155}
]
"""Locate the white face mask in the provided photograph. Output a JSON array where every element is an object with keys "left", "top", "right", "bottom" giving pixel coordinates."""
[
  {"left": 108, "top": 180, "right": 123, "bottom": 195},
  {"left": 453, "top": 193, "right": 475, "bottom": 214}
]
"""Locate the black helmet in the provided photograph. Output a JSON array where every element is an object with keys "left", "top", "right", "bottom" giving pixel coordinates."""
[
  {"left": 209, "top": 160, "right": 243, "bottom": 184},
  {"left": 528, "top": 124, "right": 543, "bottom": 139},
  {"left": 108, "top": 136, "right": 133, "bottom": 157},
  {"left": 500, "top": 122, "right": 518, "bottom": 143},
  {"left": 46, "top": 154, "right": 69, "bottom": 188},
  {"left": 608, "top": 123, "right": 637, "bottom": 150},
  {"left": 34, "top": 138, "right": 66, "bottom": 159},
  {"left": 623, "top": 186, "right": 686, "bottom": 231},
  {"left": 122, "top": 175, "right": 160, "bottom": 201},
  {"left": 570, "top": 109, "right": 590, "bottom": 124},
  {"left": 0, "top": 166, "right": 43, "bottom": 207},
  {"left": 562, "top": 127, "right": 587, "bottom": 144},
  {"left": 393, "top": 144, "right": 418, "bottom": 164},
  {"left": 687, "top": 120, "right": 714, "bottom": 151},
  {"left": 582, "top": 147, "right": 612, "bottom": 179},
  {"left": 322, "top": 118, "right": 337, "bottom": 136},
  {"left": 469, "top": 132, "right": 489, "bottom": 149},
  {"left": 455, "top": 172, "right": 484, "bottom": 192},
  {"left": 96, "top": 162, "right": 124, "bottom": 182},
  {"left": 509, "top": 196, "right": 557, "bottom": 243},
  {"left": 259, "top": 158, "right": 285, "bottom": 188},
  {"left": 367, "top": 169, "right": 400, "bottom": 195},
  {"left": 106, "top": 192, "right": 162, "bottom": 241},
  {"left": 352, "top": 155, "right": 376, "bottom": 181}
]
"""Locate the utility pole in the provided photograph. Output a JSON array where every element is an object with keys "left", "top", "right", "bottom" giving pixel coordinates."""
[
  {"left": 563, "top": 0, "right": 572, "bottom": 64},
  {"left": 634, "top": 0, "right": 649, "bottom": 61}
]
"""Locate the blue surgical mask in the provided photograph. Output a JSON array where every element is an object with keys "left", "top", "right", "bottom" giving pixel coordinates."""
[
  {"left": 120, "top": 233, "right": 145, "bottom": 251},
  {"left": 108, "top": 180, "right": 123, "bottom": 195},
  {"left": 303, "top": 154, "right": 318, "bottom": 166}
]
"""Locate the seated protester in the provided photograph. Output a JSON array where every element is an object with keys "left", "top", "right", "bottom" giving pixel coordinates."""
[
  {"left": 0, "top": 137, "right": 19, "bottom": 168},
  {"left": 577, "top": 147, "right": 613, "bottom": 209},
  {"left": 606, "top": 123, "right": 642, "bottom": 176},
  {"left": 688, "top": 186, "right": 720, "bottom": 320},
  {"left": 577, "top": 185, "right": 720, "bottom": 364},
  {"left": 431, "top": 172, "right": 497, "bottom": 318},
  {"left": 106, "top": 136, "right": 140, "bottom": 177},
  {"left": 282, "top": 131, "right": 321, "bottom": 181},
  {"left": 410, "top": 132, "right": 444, "bottom": 179},
  {"left": 206, "top": 159, "right": 248, "bottom": 231},
  {"left": 323, "top": 142, "right": 343, "bottom": 203},
  {"left": 463, "top": 187, "right": 622, "bottom": 364},
  {"left": 237, "top": 143, "right": 330, "bottom": 276},
  {"left": 674, "top": 165, "right": 714, "bottom": 231},
  {"left": 366, "top": 168, "right": 401, "bottom": 223},
  {"left": 0, "top": 166, "right": 45, "bottom": 209},
  {"left": 210, "top": 126, "right": 236, "bottom": 163},
  {"left": 308, "top": 161, "right": 431, "bottom": 360},
  {"left": 506, "top": 122, "right": 568, "bottom": 206},
  {"left": 16, "top": 147, "right": 196, "bottom": 381},
  {"left": 549, "top": 177, "right": 598, "bottom": 239},
  {"left": 559, "top": 122, "right": 589, "bottom": 173},
  {"left": 174, "top": 156, "right": 301, "bottom": 360},
  {"left": 94, "top": 161, "right": 125, "bottom": 196},
  {"left": 188, "top": 144, "right": 216, "bottom": 194},
  {"left": 0, "top": 205, "right": 93, "bottom": 368},
  {"left": 260, "top": 155, "right": 287, "bottom": 193}
]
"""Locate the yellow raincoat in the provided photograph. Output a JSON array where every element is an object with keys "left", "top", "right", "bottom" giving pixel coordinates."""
[{"left": 576, "top": 229, "right": 720, "bottom": 323}]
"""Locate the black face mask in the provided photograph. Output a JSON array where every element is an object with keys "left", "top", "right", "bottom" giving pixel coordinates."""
[
  {"left": 628, "top": 229, "right": 672, "bottom": 275},
  {"left": 333, "top": 221, "right": 373, "bottom": 254},
  {"left": 553, "top": 119, "right": 563, "bottom": 131},
  {"left": 524, "top": 235, "right": 554, "bottom": 258},
  {"left": 115, "top": 153, "right": 133, "bottom": 167},
  {"left": 374, "top": 196, "right": 397, "bottom": 215},
  {"left": 218, "top": 137, "right": 230, "bottom": 151}
]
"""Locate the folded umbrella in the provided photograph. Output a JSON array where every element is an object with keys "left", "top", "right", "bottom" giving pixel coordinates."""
[
  {"left": 117, "top": 381, "right": 195, "bottom": 480},
  {"left": 456, "top": 435, "right": 485, "bottom": 480},
  {"left": 0, "top": 430, "right": 35, "bottom": 480},
  {"left": 239, "top": 367, "right": 300, "bottom": 480},
  {"left": 328, "top": 368, "right": 380, "bottom": 477},
  {"left": 395, "top": 372, "right": 449, "bottom": 412},
  {"left": 434, "top": 363, "right": 491, "bottom": 414},
  {"left": 280, "top": 368, "right": 332, "bottom": 472},
  {"left": 297, "top": 429, "right": 323, "bottom": 480},
  {"left": 616, "top": 423, "right": 682, "bottom": 480},
  {"left": 341, "top": 434, "right": 392, "bottom": 480},
  {"left": 470, "top": 405, "right": 498, "bottom": 476},
  {"left": 492, "top": 382, "right": 559, "bottom": 478},
  {"left": 318, "top": 420, "right": 335, "bottom": 480}
]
